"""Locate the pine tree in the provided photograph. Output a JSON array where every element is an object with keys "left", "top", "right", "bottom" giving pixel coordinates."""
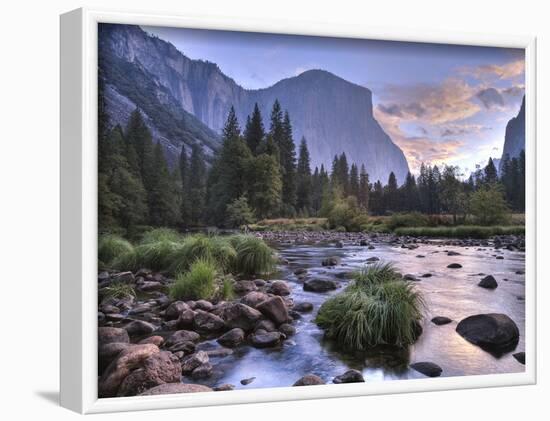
[
  {"left": 484, "top": 158, "right": 498, "bottom": 185},
  {"left": 296, "top": 137, "right": 312, "bottom": 213},
  {"left": 248, "top": 154, "right": 282, "bottom": 219},
  {"left": 179, "top": 144, "right": 191, "bottom": 226},
  {"left": 385, "top": 171, "right": 399, "bottom": 212},
  {"left": 358, "top": 165, "right": 370, "bottom": 211},
  {"left": 126, "top": 108, "right": 154, "bottom": 191},
  {"left": 349, "top": 164, "right": 359, "bottom": 199},
  {"left": 188, "top": 144, "right": 207, "bottom": 225},
  {"left": 244, "top": 103, "right": 265, "bottom": 155},
  {"left": 370, "top": 180, "right": 385, "bottom": 215},
  {"left": 279, "top": 110, "right": 297, "bottom": 214},
  {"left": 402, "top": 172, "right": 419, "bottom": 212}
]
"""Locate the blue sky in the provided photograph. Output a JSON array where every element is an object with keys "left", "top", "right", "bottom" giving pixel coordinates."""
[{"left": 144, "top": 25, "right": 525, "bottom": 175}]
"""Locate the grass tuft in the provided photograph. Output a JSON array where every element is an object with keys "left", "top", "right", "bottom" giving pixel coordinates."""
[
  {"left": 230, "top": 235, "right": 276, "bottom": 276},
  {"left": 98, "top": 235, "right": 134, "bottom": 268},
  {"left": 101, "top": 282, "right": 136, "bottom": 301},
  {"left": 169, "top": 258, "right": 217, "bottom": 301}
]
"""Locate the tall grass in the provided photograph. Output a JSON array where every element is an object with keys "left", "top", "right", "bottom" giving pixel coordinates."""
[
  {"left": 139, "top": 228, "right": 183, "bottom": 244},
  {"left": 394, "top": 225, "right": 525, "bottom": 239},
  {"left": 169, "top": 258, "right": 217, "bottom": 301},
  {"left": 169, "top": 234, "right": 236, "bottom": 275},
  {"left": 98, "top": 235, "right": 134, "bottom": 268},
  {"left": 230, "top": 235, "right": 276, "bottom": 276},
  {"left": 101, "top": 282, "right": 136, "bottom": 301},
  {"left": 316, "top": 263, "right": 424, "bottom": 350}
]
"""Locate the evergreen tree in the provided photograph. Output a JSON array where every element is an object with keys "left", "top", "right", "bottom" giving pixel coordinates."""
[
  {"left": 358, "top": 165, "right": 370, "bottom": 211},
  {"left": 126, "top": 108, "right": 154, "bottom": 190},
  {"left": 440, "top": 165, "right": 465, "bottom": 223},
  {"left": 349, "top": 164, "right": 359, "bottom": 199},
  {"left": 296, "top": 137, "right": 312, "bottom": 213},
  {"left": 226, "top": 196, "right": 255, "bottom": 228},
  {"left": 370, "top": 180, "right": 385, "bottom": 215},
  {"left": 187, "top": 144, "right": 207, "bottom": 225},
  {"left": 279, "top": 110, "right": 297, "bottom": 214},
  {"left": 401, "top": 172, "right": 419, "bottom": 212},
  {"left": 249, "top": 154, "right": 282, "bottom": 219},
  {"left": 384, "top": 171, "right": 399, "bottom": 212},
  {"left": 178, "top": 144, "right": 191, "bottom": 226},
  {"left": 244, "top": 103, "right": 265, "bottom": 155},
  {"left": 484, "top": 157, "right": 498, "bottom": 185}
]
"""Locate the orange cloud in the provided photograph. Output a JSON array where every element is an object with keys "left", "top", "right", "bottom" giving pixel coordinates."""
[{"left": 460, "top": 59, "right": 525, "bottom": 80}]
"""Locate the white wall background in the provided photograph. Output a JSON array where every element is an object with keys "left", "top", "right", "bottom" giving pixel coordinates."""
[{"left": 1, "top": 0, "right": 547, "bottom": 419}]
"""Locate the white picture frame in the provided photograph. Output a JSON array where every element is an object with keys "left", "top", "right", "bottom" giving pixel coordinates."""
[{"left": 60, "top": 7, "right": 537, "bottom": 414}]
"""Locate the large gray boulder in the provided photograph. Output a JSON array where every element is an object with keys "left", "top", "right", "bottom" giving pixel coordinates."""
[
  {"left": 256, "top": 296, "right": 289, "bottom": 325},
  {"left": 456, "top": 313, "right": 519, "bottom": 356},
  {"left": 98, "top": 327, "right": 129, "bottom": 346},
  {"left": 303, "top": 279, "right": 338, "bottom": 292},
  {"left": 214, "top": 303, "right": 262, "bottom": 331}
]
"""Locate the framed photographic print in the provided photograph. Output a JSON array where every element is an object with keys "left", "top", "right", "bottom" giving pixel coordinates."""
[{"left": 60, "top": 7, "right": 536, "bottom": 414}]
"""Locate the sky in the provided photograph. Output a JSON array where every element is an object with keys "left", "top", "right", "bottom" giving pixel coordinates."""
[{"left": 143, "top": 25, "right": 525, "bottom": 175}]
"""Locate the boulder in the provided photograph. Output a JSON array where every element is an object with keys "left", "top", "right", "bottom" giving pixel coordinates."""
[
  {"left": 98, "top": 327, "right": 129, "bottom": 346},
  {"left": 456, "top": 313, "right": 519, "bottom": 356},
  {"left": 303, "top": 279, "right": 338, "bottom": 293},
  {"left": 193, "top": 310, "right": 225, "bottom": 333},
  {"left": 255, "top": 319, "right": 277, "bottom": 332},
  {"left": 165, "top": 301, "right": 189, "bottom": 320},
  {"left": 294, "top": 302, "right": 314, "bottom": 313},
  {"left": 447, "top": 263, "right": 462, "bottom": 269},
  {"left": 191, "top": 363, "right": 213, "bottom": 379},
  {"left": 240, "top": 377, "right": 256, "bottom": 385},
  {"left": 293, "top": 374, "right": 325, "bottom": 386},
  {"left": 294, "top": 268, "right": 308, "bottom": 276},
  {"left": 410, "top": 362, "right": 442, "bottom": 377},
  {"left": 181, "top": 351, "right": 209, "bottom": 373},
  {"left": 478, "top": 275, "right": 498, "bottom": 289},
  {"left": 241, "top": 291, "right": 270, "bottom": 308},
  {"left": 366, "top": 256, "right": 380, "bottom": 262},
  {"left": 98, "top": 344, "right": 160, "bottom": 398},
  {"left": 98, "top": 342, "right": 131, "bottom": 375},
  {"left": 138, "top": 335, "right": 164, "bottom": 347},
  {"left": 165, "top": 330, "right": 200, "bottom": 347},
  {"left": 139, "top": 383, "right": 212, "bottom": 395},
  {"left": 431, "top": 317, "right": 452, "bottom": 326},
  {"left": 117, "top": 351, "right": 181, "bottom": 396},
  {"left": 217, "top": 328, "right": 245, "bottom": 348},
  {"left": 214, "top": 384, "right": 235, "bottom": 391},
  {"left": 167, "top": 341, "right": 196, "bottom": 355},
  {"left": 269, "top": 280, "right": 291, "bottom": 296},
  {"left": 214, "top": 303, "right": 262, "bottom": 331},
  {"left": 194, "top": 300, "right": 214, "bottom": 311},
  {"left": 322, "top": 256, "right": 341, "bottom": 266},
  {"left": 112, "top": 271, "right": 135, "bottom": 284},
  {"left": 279, "top": 323, "right": 296, "bottom": 336},
  {"left": 177, "top": 309, "right": 196, "bottom": 328},
  {"left": 333, "top": 369, "right": 365, "bottom": 384},
  {"left": 124, "top": 320, "right": 156, "bottom": 336},
  {"left": 233, "top": 280, "right": 258, "bottom": 294},
  {"left": 256, "top": 296, "right": 289, "bottom": 325},
  {"left": 403, "top": 274, "right": 420, "bottom": 282},
  {"left": 250, "top": 331, "right": 283, "bottom": 348}
]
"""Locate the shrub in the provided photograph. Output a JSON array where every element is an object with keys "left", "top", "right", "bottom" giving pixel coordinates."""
[
  {"left": 469, "top": 184, "right": 511, "bottom": 225},
  {"left": 393, "top": 225, "right": 524, "bottom": 239},
  {"left": 101, "top": 282, "right": 136, "bottom": 301},
  {"left": 386, "top": 212, "right": 430, "bottom": 230},
  {"left": 316, "top": 263, "right": 424, "bottom": 350},
  {"left": 169, "top": 258, "right": 217, "bottom": 300},
  {"left": 226, "top": 196, "right": 255, "bottom": 228},
  {"left": 230, "top": 235, "right": 275, "bottom": 276},
  {"left": 169, "top": 234, "right": 236, "bottom": 275},
  {"left": 98, "top": 235, "right": 134, "bottom": 267}
]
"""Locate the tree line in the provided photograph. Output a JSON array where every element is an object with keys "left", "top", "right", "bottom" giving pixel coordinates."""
[{"left": 98, "top": 90, "right": 526, "bottom": 234}]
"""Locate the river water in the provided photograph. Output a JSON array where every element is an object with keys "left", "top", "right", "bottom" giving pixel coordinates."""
[{"left": 185, "top": 240, "right": 526, "bottom": 389}]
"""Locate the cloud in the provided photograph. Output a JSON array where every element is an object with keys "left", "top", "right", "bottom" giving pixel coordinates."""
[
  {"left": 461, "top": 59, "right": 525, "bottom": 80},
  {"left": 440, "top": 123, "right": 492, "bottom": 137},
  {"left": 378, "top": 102, "right": 426, "bottom": 118},
  {"left": 476, "top": 87, "right": 505, "bottom": 109},
  {"left": 502, "top": 85, "right": 525, "bottom": 98}
]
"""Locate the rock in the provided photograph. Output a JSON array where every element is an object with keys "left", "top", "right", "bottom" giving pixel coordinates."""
[
  {"left": 98, "top": 327, "right": 129, "bottom": 346},
  {"left": 181, "top": 351, "right": 209, "bottom": 373},
  {"left": 366, "top": 256, "right": 380, "bottom": 262},
  {"left": 98, "top": 344, "right": 160, "bottom": 398},
  {"left": 100, "top": 304, "right": 120, "bottom": 314},
  {"left": 293, "top": 374, "right": 325, "bottom": 386},
  {"left": 206, "top": 348, "right": 234, "bottom": 358},
  {"left": 233, "top": 280, "right": 258, "bottom": 294},
  {"left": 165, "top": 330, "right": 200, "bottom": 347},
  {"left": 256, "top": 296, "right": 289, "bottom": 325},
  {"left": 478, "top": 275, "right": 498, "bottom": 289},
  {"left": 241, "top": 291, "right": 270, "bottom": 308},
  {"left": 214, "top": 384, "right": 235, "bottom": 391},
  {"left": 456, "top": 313, "right": 520, "bottom": 356},
  {"left": 138, "top": 335, "right": 164, "bottom": 347},
  {"left": 250, "top": 331, "right": 283, "bottom": 348},
  {"left": 139, "top": 383, "right": 212, "bottom": 395},
  {"left": 447, "top": 251, "right": 461, "bottom": 256},
  {"left": 421, "top": 273, "right": 432, "bottom": 278},
  {"left": 194, "top": 310, "right": 225, "bottom": 333},
  {"left": 513, "top": 352, "right": 525, "bottom": 365},
  {"left": 118, "top": 350, "right": 181, "bottom": 396},
  {"left": 112, "top": 271, "right": 135, "bottom": 284},
  {"left": 447, "top": 263, "right": 462, "bottom": 269},
  {"left": 403, "top": 274, "right": 419, "bottom": 282},
  {"left": 496, "top": 256, "right": 504, "bottom": 260},
  {"left": 128, "top": 303, "right": 152, "bottom": 315},
  {"left": 177, "top": 309, "right": 196, "bottom": 328},
  {"left": 98, "top": 342, "right": 131, "bottom": 374},
  {"left": 303, "top": 279, "right": 338, "bottom": 292},
  {"left": 105, "top": 313, "right": 125, "bottom": 322},
  {"left": 410, "top": 362, "right": 442, "bottom": 377},
  {"left": 255, "top": 319, "right": 277, "bottom": 332},
  {"left": 217, "top": 328, "right": 245, "bottom": 348},
  {"left": 322, "top": 256, "right": 341, "bottom": 266},
  {"left": 254, "top": 279, "right": 267, "bottom": 287},
  {"left": 124, "top": 320, "right": 156, "bottom": 336},
  {"left": 137, "top": 281, "right": 164, "bottom": 292},
  {"left": 191, "top": 363, "right": 213, "bottom": 379},
  {"left": 167, "top": 341, "right": 196, "bottom": 355},
  {"left": 240, "top": 377, "right": 256, "bottom": 385},
  {"left": 294, "top": 268, "right": 308, "bottom": 276},
  {"left": 269, "top": 280, "right": 291, "bottom": 296},
  {"left": 431, "top": 317, "right": 452, "bottom": 326},
  {"left": 333, "top": 369, "right": 365, "bottom": 384},
  {"left": 215, "top": 303, "right": 262, "bottom": 331},
  {"left": 165, "top": 301, "right": 189, "bottom": 320},
  {"left": 98, "top": 271, "right": 110, "bottom": 282},
  {"left": 194, "top": 300, "right": 214, "bottom": 311},
  {"left": 360, "top": 240, "right": 368, "bottom": 246},
  {"left": 294, "top": 302, "right": 314, "bottom": 313},
  {"left": 279, "top": 323, "right": 296, "bottom": 336}
]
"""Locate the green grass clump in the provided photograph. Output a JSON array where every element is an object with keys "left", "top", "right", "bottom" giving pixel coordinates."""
[
  {"left": 386, "top": 212, "right": 430, "bottom": 230},
  {"left": 316, "top": 263, "right": 424, "bottom": 350},
  {"left": 394, "top": 225, "right": 525, "bottom": 239},
  {"left": 230, "top": 235, "right": 276, "bottom": 276},
  {"left": 220, "top": 276, "right": 235, "bottom": 301},
  {"left": 98, "top": 235, "right": 134, "bottom": 268},
  {"left": 101, "top": 282, "right": 136, "bottom": 301},
  {"left": 133, "top": 240, "right": 183, "bottom": 272},
  {"left": 140, "top": 228, "right": 183, "bottom": 244},
  {"left": 169, "top": 258, "right": 217, "bottom": 301}
]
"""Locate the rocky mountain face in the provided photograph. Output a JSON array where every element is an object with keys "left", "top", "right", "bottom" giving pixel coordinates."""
[
  {"left": 500, "top": 97, "right": 525, "bottom": 171},
  {"left": 99, "top": 24, "right": 410, "bottom": 183}
]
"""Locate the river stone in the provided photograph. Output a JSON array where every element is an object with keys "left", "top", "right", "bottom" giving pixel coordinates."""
[
  {"left": 112, "top": 271, "right": 135, "bottom": 284},
  {"left": 165, "top": 301, "right": 189, "bottom": 320},
  {"left": 456, "top": 313, "right": 519, "bottom": 356},
  {"left": 279, "top": 323, "right": 296, "bottom": 336},
  {"left": 366, "top": 256, "right": 380, "bottom": 262},
  {"left": 214, "top": 302, "right": 262, "bottom": 331},
  {"left": 182, "top": 351, "right": 209, "bottom": 373},
  {"left": 177, "top": 309, "right": 196, "bottom": 328},
  {"left": 234, "top": 280, "right": 258, "bottom": 294},
  {"left": 100, "top": 304, "right": 120, "bottom": 314},
  {"left": 421, "top": 273, "right": 432, "bottom": 278},
  {"left": 294, "top": 302, "right": 314, "bottom": 313},
  {"left": 403, "top": 274, "right": 420, "bottom": 282},
  {"left": 98, "top": 342, "right": 131, "bottom": 374},
  {"left": 250, "top": 331, "right": 283, "bottom": 348},
  {"left": 294, "top": 268, "right": 308, "bottom": 276},
  {"left": 194, "top": 300, "right": 214, "bottom": 311},
  {"left": 139, "top": 383, "right": 212, "bottom": 395},
  {"left": 191, "top": 362, "right": 213, "bottom": 379},
  {"left": 167, "top": 341, "right": 196, "bottom": 355},
  {"left": 410, "top": 362, "right": 442, "bottom": 377},
  {"left": 241, "top": 291, "right": 270, "bottom": 308},
  {"left": 124, "top": 320, "right": 156, "bottom": 336},
  {"left": 333, "top": 369, "right": 365, "bottom": 384},
  {"left": 165, "top": 330, "right": 200, "bottom": 347},
  {"left": 255, "top": 319, "right": 277, "bottom": 332},
  {"left": 193, "top": 310, "right": 225, "bottom": 333},
  {"left": 447, "top": 251, "right": 461, "bottom": 256},
  {"left": 98, "top": 327, "right": 129, "bottom": 346},
  {"left": 117, "top": 350, "right": 181, "bottom": 396},
  {"left": 303, "top": 279, "right": 338, "bottom": 292},
  {"left": 137, "top": 281, "right": 163, "bottom": 292},
  {"left": 256, "top": 296, "right": 289, "bottom": 325},
  {"left": 513, "top": 352, "right": 525, "bottom": 365},
  {"left": 269, "top": 280, "right": 291, "bottom": 296},
  {"left": 217, "top": 328, "right": 245, "bottom": 348},
  {"left": 447, "top": 263, "right": 462, "bottom": 269},
  {"left": 293, "top": 374, "right": 325, "bottom": 386},
  {"left": 138, "top": 335, "right": 164, "bottom": 347},
  {"left": 322, "top": 256, "right": 341, "bottom": 266},
  {"left": 240, "top": 377, "right": 256, "bottom": 385},
  {"left": 214, "top": 384, "right": 235, "bottom": 391},
  {"left": 99, "top": 344, "right": 160, "bottom": 398},
  {"left": 431, "top": 317, "right": 452, "bottom": 326},
  {"left": 478, "top": 275, "right": 498, "bottom": 289}
]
